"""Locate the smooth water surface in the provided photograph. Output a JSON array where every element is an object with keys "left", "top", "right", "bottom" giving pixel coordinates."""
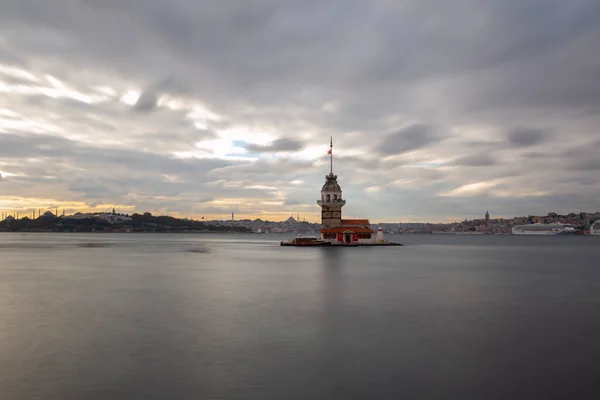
[{"left": 1, "top": 233, "right": 600, "bottom": 399}]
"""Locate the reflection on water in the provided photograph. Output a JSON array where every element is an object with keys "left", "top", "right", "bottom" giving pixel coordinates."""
[{"left": 1, "top": 233, "right": 600, "bottom": 399}]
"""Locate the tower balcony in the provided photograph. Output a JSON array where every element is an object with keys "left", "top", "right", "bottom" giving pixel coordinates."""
[{"left": 317, "top": 199, "right": 346, "bottom": 206}]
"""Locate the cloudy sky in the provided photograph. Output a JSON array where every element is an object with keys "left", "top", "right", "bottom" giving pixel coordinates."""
[{"left": 1, "top": 0, "right": 599, "bottom": 222}]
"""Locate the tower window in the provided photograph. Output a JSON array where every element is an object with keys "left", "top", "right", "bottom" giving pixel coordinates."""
[
  {"left": 333, "top": 194, "right": 337, "bottom": 200},
  {"left": 326, "top": 194, "right": 330, "bottom": 201}
]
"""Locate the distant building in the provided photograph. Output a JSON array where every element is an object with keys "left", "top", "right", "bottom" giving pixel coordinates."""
[
  {"left": 476, "top": 225, "right": 492, "bottom": 233},
  {"left": 485, "top": 210, "right": 490, "bottom": 226},
  {"left": 96, "top": 213, "right": 132, "bottom": 224},
  {"left": 285, "top": 216, "right": 298, "bottom": 225},
  {"left": 66, "top": 212, "right": 131, "bottom": 224},
  {"left": 68, "top": 212, "right": 94, "bottom": 220},
  {"left": 591, "top": 221, "right": 600, "bottom": 236}
]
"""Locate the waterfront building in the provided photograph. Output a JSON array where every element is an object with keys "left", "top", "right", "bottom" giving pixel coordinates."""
[
  {"left": 317, "top": 138, "right": 375, "bottom": 244},
  {"left": 512, "top": 223, "right": 577, "bottom": 235},
  {"left": 476, "top": 225, "right": 492, "bottom": 233},
  {"left": 96, "top": 213, "right": 132, "bottom": 224},
  {"left": 591, "top": 220, "right": 600, "bottom": 236}
]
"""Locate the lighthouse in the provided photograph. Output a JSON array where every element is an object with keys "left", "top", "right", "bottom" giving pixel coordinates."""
[
  {"left": 376, "top": 227, "right": 384, "bottom": 242},
  {"left": 281, "top": 138, "right": 401, "bottom": 247},
  {"left": 317, "top": 138, "right": 375, "bottom": 244},
  {"left": 316, "top": 137, "right": 345, "bottom": 227}
]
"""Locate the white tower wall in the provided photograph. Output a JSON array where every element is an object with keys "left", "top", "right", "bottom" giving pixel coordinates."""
[{"left": 376, "top": 227, "right": 384, "bottom": 242}]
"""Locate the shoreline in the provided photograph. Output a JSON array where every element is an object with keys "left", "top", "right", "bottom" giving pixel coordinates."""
[{"left": 0, "top": 230, "right": 258, "bottom": 234}]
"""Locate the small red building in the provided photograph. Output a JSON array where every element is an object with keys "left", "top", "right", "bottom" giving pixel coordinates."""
[{"left": 320, "top": 219, "right": 374, "bottom": 244}]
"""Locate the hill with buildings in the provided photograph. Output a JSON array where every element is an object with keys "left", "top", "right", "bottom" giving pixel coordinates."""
[
  {"left": 0, "top": 211, "right": 320, "bottom": 234},
  {"left": 0, "top": 211, "right": 253, "bottom": 233},
  {"left": 387, "top": 211, "right": 600, "bottom": 235}
]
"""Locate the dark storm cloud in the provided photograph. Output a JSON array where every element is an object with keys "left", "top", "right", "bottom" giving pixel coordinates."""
[
  {"left": 282, "top": 187, "right": 322, "bottom": 207},
  {"left": 507, "top": 128, "right": 547, "bottom": 148},
  {"left": 378, "top": 124, "right": 442, "bottom": 155},
  {"left": 245, "top": 138, "right": 304, "bottom": 153},
  {"left": 560, "top": 176, "right": 598, "bottom": 186},
  {"left": 465, "top": 140, "right": 502, "bottom": 149},
  {"left": 0, "top": 133, "right": 234, "bottom": 178},
  {"left": 208, "top": 158, "right": 314, "bottom": 180},
  {"left": 332, "top": 155, "right": 387, "bottom": 171},
  {"left": 3, "top": 0, "right": 600, "bottom": 109},
  {"left": 68, "top": 177, "right": 113, "bottom": 198},
  {"left": 560, "top": 140, "right": 600, "bottom": 171},
  {"left": 0, "top": 134, "right": 73, "bottom": 158},
  {"left": 570, "top": 159, "right": 600, "bottom": 171},
  {"left": 523, "top": 151, "right": 559, "bottom": 160},
  {"left": 133, "top": 90, "right": 158, "bottom": 112},
  {"left": 72, "top": 148, "right": 236, "bottom": 180},
  {"left": 403, "top": 167, "right": 446, "bottom": 182},
  {"left": 0, "top": 132, "right": 247, "bottom": 208},
  {"left": 449, "top": 154, "right": 498, "bottom": 167}
]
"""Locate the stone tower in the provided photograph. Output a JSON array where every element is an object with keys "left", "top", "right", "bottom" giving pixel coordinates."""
[
  {"left": 317, "top": 138, "right": 346, "bottom": 227},
  {"left": 318, "top": 172, "right": 345, "bottom": 227},
  {"left": 485, "top": 210, "right": 490, "bottom": 226}
]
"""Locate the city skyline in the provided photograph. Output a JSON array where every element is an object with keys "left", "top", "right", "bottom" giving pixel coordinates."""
[
  {"left": 2, "top": 206, "right": 600, "bottom": 226},
  {"left": 1, "top": 1, "right": 600, "bottom": 221}
]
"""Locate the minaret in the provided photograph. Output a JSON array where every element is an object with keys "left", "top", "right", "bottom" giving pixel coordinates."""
[{"left": 317, "top": 137, "right": 345, "bottom": 227}]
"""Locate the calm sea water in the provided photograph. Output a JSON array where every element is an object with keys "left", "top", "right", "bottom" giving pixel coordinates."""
[{"left": 1, "top": 233, "right": 600, "bottom": 399}]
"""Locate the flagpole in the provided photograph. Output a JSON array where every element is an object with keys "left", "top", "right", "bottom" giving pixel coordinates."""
[{"left": 326, "top": 137, "right": 333, "bottom": 174}]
